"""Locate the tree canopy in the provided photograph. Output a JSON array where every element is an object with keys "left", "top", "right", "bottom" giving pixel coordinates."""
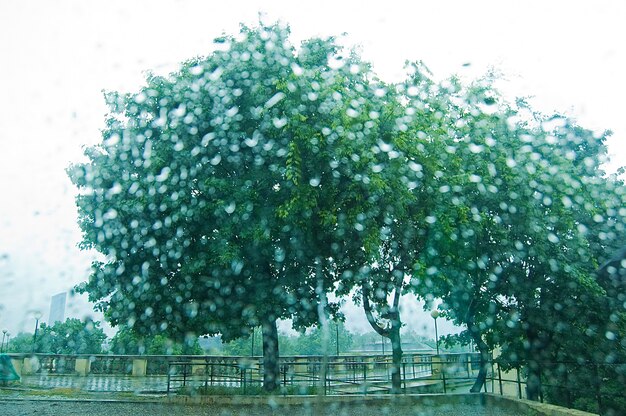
[
  {"left": 109, "top": 326, "right": 203, "bottom": 355},
  {"left": 409, "top": 72, "right": 626, "bottom": 401},
  {"left": 70, "top": 22, "right": 397, "bottom": 390},
  {"left": 70, "top": 20, "right": 626, "bottom": 404},
  {"left": 33, "top": 318, "right": 106, "bottom": 355}
]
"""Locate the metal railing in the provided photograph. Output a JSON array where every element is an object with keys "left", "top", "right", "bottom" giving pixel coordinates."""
[
  {"left": 165, "top": 353, "right": 479, "bottom": 395},
  {"left": 90, "top": 356, "right": 133, "bottom": 375},
  {"left": 162, "top": 355, "right": 626, "bottom": 415},
  {"left": 7, "top": 352, "right": 626, "bottom": 414},
  {"left": 486, "top": 361, "right": 626, "bottom": 415},
  {"left": 36, "top": 355, "right": 77, "bottom": 375}
]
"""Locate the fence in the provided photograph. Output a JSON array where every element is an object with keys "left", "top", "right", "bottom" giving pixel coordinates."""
[
  {"left": 6, "top": 352, "right": 476, "bottom": 392},
  {"left": 162, "top": 355, "right": 626, "bottom": 414},
  {"left": 165, "top": 353, "right": 479, "bottom": 395},
  {"left": 6, "top": 352, "right": 626, "bottom": 414},
  {"left": 485, "top": 361, "right": 626, "bottom": 415}
]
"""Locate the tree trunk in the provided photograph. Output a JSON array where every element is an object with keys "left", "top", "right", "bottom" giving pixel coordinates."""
[
  {"left": 389, "top": 323, "right": 403, "bottom": 393},
  {"left": 525, "top": 359, "right": 542, "bottom": 401},
  {"left": 362, "top": 284, "right": 403, "bottom": 393},
  {"left": 523, "top": 311, "right": 547, "bottom": 402},
  {"left": 469, "top": 331, "right": 490, "bottom": 393},
  {"left": 465, "top": 302, "right": 489, "bottom": 393},
  {"left": 261, "top": 316, "right": 280, "bottom": 392},
  {"left": 526, "top": 361, "right": 541, "bottom": 401}
]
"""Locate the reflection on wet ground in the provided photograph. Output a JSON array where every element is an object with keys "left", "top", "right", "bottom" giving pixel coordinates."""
[{"left": 21, "top": 375, "right": 170, "bottom": 392}]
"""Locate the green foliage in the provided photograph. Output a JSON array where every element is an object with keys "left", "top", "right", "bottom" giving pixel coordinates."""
[
  {"left": 69, "top": 21, "right": 381, "bottom": 339},
  {"left": 405, "top": 70, "right": 626, "bottom": 403},
  {"left": 220, "top": 322, "right": 354, "bottom": 356},
  {"left": 280, "top": 321, "right": 354, "bottom": 356},
  {"left": 34, "top": 318, "right": 106, "bottom": 355},
  {"left": 69, "top": 22, "right": 395, "bottom": 390},
  {"left": 109, "top": 326, "right": 202, "bottom": 355},
  {"left": 6, "top": 332, "right": 34, "bottom": 353},
  {"left": 68, "top": 17, "right": 626, "bottom": 404}
]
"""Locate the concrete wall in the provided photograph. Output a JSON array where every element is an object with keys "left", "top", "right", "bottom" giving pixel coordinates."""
[{"left": 484, "top": 394, "right": 599, "bottom": 416}]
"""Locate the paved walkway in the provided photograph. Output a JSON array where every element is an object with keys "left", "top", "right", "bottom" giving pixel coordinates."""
[
  {"left": 20, "top": 374, "right": 479, "bottom": 395},
  {"left": 0, "top": 398, "right": 528, "bottom": 416}
]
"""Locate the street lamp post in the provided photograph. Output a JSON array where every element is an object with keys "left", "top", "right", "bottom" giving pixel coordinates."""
[
  {"left": 430, "top": 310, "right": 440, "bottom": 355},
  {"left": 32, "top": 312, "right": 42, "bottom": 353},
  {"left": 5, "top": 333, "right": 9, "bottom": 353},
  {"left": 1, "top": 330, "right": 7, "bottom": 353}
]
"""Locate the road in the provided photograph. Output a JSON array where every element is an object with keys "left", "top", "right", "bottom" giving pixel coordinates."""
[{"left": 0, "top": 398, "right": 528, "bottom": 416}]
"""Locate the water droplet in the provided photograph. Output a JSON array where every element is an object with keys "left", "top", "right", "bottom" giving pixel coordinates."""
[
  {"left": 225, "top": 202, "right": 236, "bottom": 214},
  {"left": 265, "top": 92, "right": 286, "bottom": 109},
  {"left": 189, "top": 65, "right": 204, "bottom": 75},
  {"left": 346, "top": 108, "right": 359, "bottom": 118},
  {"left": 273, "top": 118, "right": 287, "bottom": 128}
]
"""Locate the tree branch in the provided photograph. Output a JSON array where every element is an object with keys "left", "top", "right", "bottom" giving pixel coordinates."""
[{"left": 362, "top": 284, "right": 390, "bottom": 338}]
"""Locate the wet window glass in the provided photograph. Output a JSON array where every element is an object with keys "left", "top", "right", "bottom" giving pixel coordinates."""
[{"left": 1, "top": 2, "right": 625, "bottom": 415}]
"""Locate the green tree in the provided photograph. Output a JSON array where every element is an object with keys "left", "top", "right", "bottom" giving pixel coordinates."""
[
  {"left": 411, "top": 71, "right": 626, "bottom": 402},
  {"left": 220, "top": 327, "right": 261, "bottom": 357},
  {"left": 35, "top": 318, "right": 106, "bottom": 355},
  {"left": 283, "top": 321, "right": 354, "bottom": 356},
  {"left": 69, "top": 23, "right": 386, "bottom": 391},
  {"left": 334, "top": 62, "right": 464, "bottom": 393},
  {"left": 6, "top": 332, "right": 33, "bottom": 353},
  {"left": 109, "top": 326, "right": 202, "bottom": 355}
]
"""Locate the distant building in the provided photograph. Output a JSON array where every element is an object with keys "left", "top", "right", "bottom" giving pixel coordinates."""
[
  {"left": 198, "top": 336, "right": 223, "bottom": 353},
  {"left": 48, "top": 292, "right": 67, "bottom": 324}
]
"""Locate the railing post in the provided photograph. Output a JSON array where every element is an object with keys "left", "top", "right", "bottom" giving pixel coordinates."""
[
  {"left": 363, "top": 363, "right": 367, "bottom": 395},
  {"left": 9, "top": 357, "right": 22, "bottom": 378},
  {"left": 132, "top": 358, "right": 147, "bottom": 377},
  {"left": 517, "top": 367, "right": 522, "bottom": 399},
  {"left": 204, "top": 360, "right": 208, "bottom": 390},
  {"left": 22, "top": 356, "right": 39, "bottom": 375},
  {"left": 498, "top": 363, "right": 503, "bottom": 395},
  {"left": 442, "top": 370, "right": 447, "bottom": 394},
  {"left": 402, "top": 362, "right": 406, "bottom": 393},
  {"left": 75, "top": 358, "right": 91, "bottom": 376},
  {"left": 167, "top": 364, "right": 171, "bottom": 395},
  {"left": 323, "top": 361, "right": 327, "bottom": 396}
]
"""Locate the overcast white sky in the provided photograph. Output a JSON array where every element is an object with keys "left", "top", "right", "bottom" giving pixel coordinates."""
[{"left": 0, "top": 0, "right": 624, "bottom": 339}]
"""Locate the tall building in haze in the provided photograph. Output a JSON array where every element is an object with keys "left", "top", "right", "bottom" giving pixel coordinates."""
[{"left": 48, "top": 292, "right": 67, "bottom": 324}]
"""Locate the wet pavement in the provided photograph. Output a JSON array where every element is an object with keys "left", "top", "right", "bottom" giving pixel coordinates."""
[
  {"left": 0, "top": 398, "right": 529, "bottom": 416},
  {"left": 21, "top": 374, "right": 170, "bottom": 393}
]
